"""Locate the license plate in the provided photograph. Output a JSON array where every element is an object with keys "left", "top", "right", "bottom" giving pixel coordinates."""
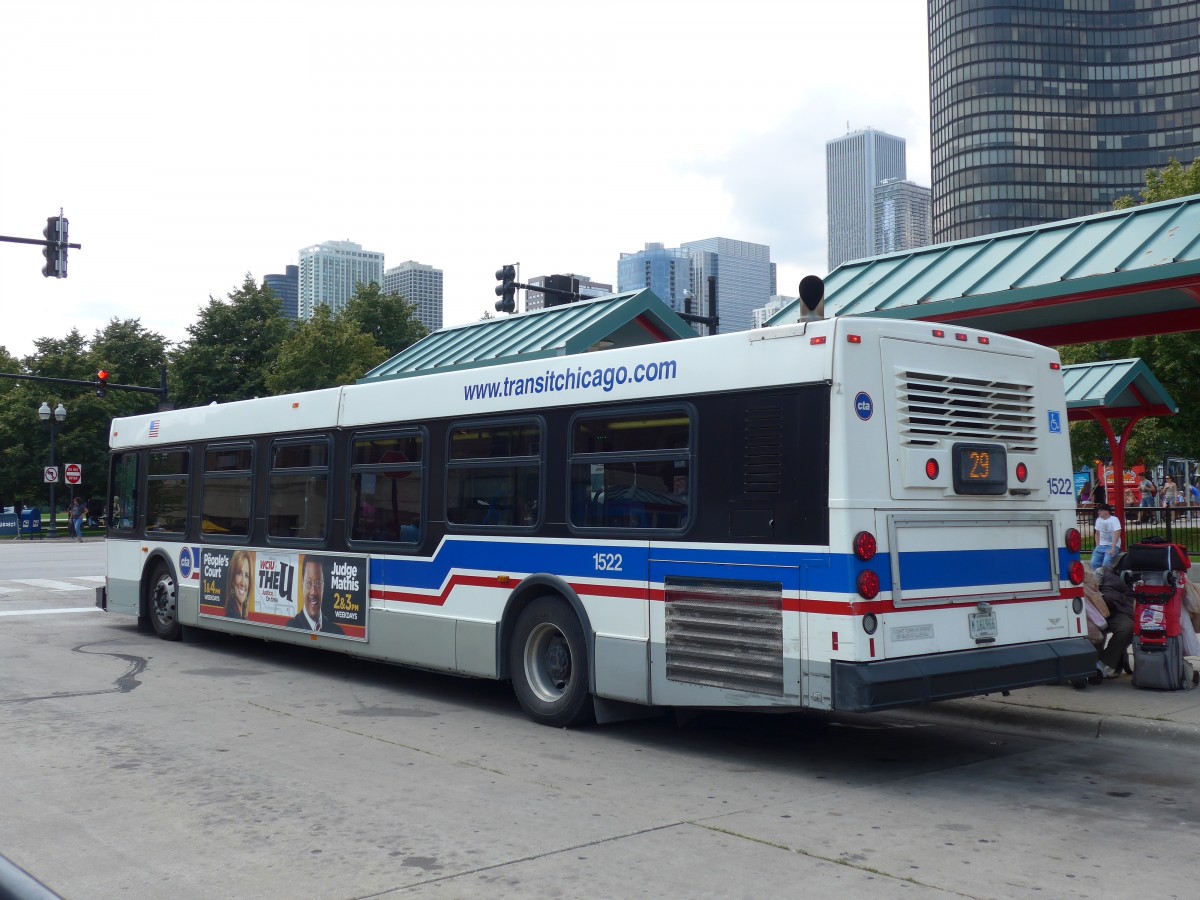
[{"left": 969, "top": 610, "right": 997, "bottom": 640}]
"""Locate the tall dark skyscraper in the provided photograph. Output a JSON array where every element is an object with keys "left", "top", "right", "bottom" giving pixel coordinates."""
[{"left": 929, "top": 0, "right": 1200, "bottom": 243}]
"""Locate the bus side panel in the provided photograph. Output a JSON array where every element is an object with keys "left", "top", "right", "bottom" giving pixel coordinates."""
[{"left": 104, "top": 540, "right": 145, "bottom": 617}]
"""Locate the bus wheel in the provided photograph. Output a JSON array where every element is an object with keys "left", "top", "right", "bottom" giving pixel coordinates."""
[
  {"left": 509, "top": 598, "right": 593, "bottom": 727},
  {"left": 147, "top": 564, "right": 182, "bottom": 641}
]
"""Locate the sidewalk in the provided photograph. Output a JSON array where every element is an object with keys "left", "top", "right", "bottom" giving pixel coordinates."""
[{"left": 915, "top": 661, "right": 1200, "bottom": 741}]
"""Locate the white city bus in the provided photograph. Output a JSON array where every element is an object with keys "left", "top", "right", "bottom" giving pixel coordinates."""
[{"left": 98, "top": 306, "right": 1095, "bottom": 726}]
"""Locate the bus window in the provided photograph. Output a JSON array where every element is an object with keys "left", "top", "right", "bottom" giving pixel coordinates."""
[
  {"left": 268, "top": 439, "right": 330, "bottom": 541},
  {"left": 446, "top": 421, "right": 541, "bottom": 528},
  {"left": 349, "top": 430, "right": 424, "bottom": 543},
  {"left": 110, "top": 452, "right": 138, "bottom": 532},
  {"left": 201, "top": 443, "right": 253, "bottom": 537},
  {"left": 569, "top": 410, "right": 691, "bottom": 530},
  {"left": 146, "top": 449, "right": 189, "bottom": 535}
]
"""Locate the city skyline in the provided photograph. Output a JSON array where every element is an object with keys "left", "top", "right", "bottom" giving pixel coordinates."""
[{"left": 1, "top": 1, "right": 931, "bottom": 357}]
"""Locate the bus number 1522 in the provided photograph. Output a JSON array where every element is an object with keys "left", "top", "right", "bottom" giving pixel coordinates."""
[
  {"left": 1046, "top": 477, "right": 1073, "bottom": 495},
  {"left": 593, "top": 553, "right": 623, "bottom": 572}
]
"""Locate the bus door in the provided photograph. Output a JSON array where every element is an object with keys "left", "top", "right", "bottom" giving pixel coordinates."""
[{"left": 648, "top": 551, "right": 803, "bottom": 708}]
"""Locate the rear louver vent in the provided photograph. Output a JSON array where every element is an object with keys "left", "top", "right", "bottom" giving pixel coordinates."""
[
  {"left": 665, "top": 577, "right": 784, "bottom": 696},
  {"left": 898, "top": 370, "right": 1038, "bottom": 452},
  {"left": 743, "top": 405, "right": 784, "bottom": 493}
]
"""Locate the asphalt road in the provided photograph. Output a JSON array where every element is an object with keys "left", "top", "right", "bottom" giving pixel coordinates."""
[{"left": 1, "top": 541, "right": 1196, "bottom": 899}]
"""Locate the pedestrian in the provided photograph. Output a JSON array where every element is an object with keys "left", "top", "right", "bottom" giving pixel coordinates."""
[
  {"left": 1092, "top": 481, "right": 1107, "bottom": 509},
  {"left": 68, "top": 498, "right": 84, "bottom": 542},
  {"left": 1091, "top": 504, "right": 1122, "bottom": 570},
  {"left": 1161, "top": 476, "right": 1179, "bottom": 508}
]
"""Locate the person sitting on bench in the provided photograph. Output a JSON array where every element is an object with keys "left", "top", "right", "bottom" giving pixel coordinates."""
[{"left": 1096, "top": 558, "right": 1135, "bottom": 679}]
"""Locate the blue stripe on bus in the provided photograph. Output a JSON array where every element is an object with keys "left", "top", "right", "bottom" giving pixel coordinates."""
[{"left": 370, "top": 539, "right": 1076, "bottom": 596}]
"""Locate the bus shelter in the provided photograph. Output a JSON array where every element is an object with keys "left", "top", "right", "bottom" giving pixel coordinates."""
[
  {"left": 1062, "top": 358, "right": 1177, "bottom": 533},
  {"left": 362, "top": 288, "right": 696, "bottom": 382}
]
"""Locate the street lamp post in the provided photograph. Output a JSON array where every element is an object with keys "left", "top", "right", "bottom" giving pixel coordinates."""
[{"left": 38, "top": 401, "right": 66, "bottom": 538}]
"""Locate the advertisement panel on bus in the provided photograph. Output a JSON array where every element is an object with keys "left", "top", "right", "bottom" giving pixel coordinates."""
[{"left": 197, "top": 548, "right": 367, "bottom": 639}]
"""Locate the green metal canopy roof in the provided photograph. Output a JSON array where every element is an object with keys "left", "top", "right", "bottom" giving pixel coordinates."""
[
  {"left": 361, "top": 289, "right": 697, "bottom": 382},
  {"left": 767, "top": 195, "right": 1200, "bottom": 346},
  {"left": 1062, "top": 358, "right": 1177, "bottom": 422}
]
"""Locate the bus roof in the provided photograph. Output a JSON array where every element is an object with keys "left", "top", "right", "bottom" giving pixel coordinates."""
[{"left": 109, "top": 317, "right": 1059, "bottom": 449}]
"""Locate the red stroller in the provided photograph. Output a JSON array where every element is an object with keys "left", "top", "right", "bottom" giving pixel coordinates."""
[{"left": 1118, "top": 541, "right": 1198, "bottom": 691}]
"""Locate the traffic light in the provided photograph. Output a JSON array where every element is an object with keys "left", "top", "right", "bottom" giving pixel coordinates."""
[
  {"left": 495, "top": 264, "right": 517, "bottom": 314},
  {"left": 42, "top": 215, "right": 67, "bottom": 278},
  {"left": 95, "top": 370, "right": 109, "bottom": 398}
]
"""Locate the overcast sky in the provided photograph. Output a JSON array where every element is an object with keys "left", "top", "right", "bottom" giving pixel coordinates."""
[{"left": 0, "top": 0, "right": 931, "bottom": 359}]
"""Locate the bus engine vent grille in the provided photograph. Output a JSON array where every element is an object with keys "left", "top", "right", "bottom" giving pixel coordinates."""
[
  {"left": 742, "top": 405, "right": 784, "bottom": 493},
  {"left": 897, "top": 370, "right": 1038, "bottom": 451},
  {"left": 664, "top": 577, "right": 784, "bottom": 696}
]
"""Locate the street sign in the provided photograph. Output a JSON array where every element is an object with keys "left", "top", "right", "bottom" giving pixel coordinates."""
[
  {"left": 65, "top": 463, "right": 82, "bottom": 485},
  {"left": 44, "top": 466, "right": 59, "bottom": 483}
]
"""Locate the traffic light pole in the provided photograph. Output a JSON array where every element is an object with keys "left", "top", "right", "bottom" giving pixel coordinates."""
[{"left": 0, "top": 369, "right": 169, "bottom": 406}]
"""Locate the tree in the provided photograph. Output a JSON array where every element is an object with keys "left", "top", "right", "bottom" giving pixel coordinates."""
[
  {"left": 341, "top": 282, "right": 428, "bottom": 359},
  {"left": 265, "top": 305, "right": 388, "bottom": 395},
  {"left": 1113, "top": 158, "right": 1200, "bottom": 209},
  {"left": 169, "top": 274, "right": 290, "bottom": 407}
]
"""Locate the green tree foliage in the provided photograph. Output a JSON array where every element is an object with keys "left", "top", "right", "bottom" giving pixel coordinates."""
[
  {"left": 265, "top": 305, "right": 389, "bottom": 395},
  {"left": 0, "top": 321, "right": 167, "bottom": 515},
  {"left": 1113, "top": 158, "right": 1200, "bottom": 209},
  {"left": 169, "top": 274, "right": 290, "bottom": 407},
  {"left": 341, "top": 282, "right": 429, "bottom": 358}
]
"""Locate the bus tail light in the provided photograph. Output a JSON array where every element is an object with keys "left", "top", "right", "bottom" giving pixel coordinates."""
[
  {"left": 1068, "top": 561, "right": 1085, "bottom": 585},
  {"left": 1015, "top": 462, "right": 1028, "bottom": 482},
  {"left": 1065, "top": 528, "right": 1082, "bottom": 554},
  {"left": 925, "top": 458, "right": 939, "bottom": 480},
  {"left": 856, "top": 570, "right": 880, "bottom": 599},
  {"left": 853, "top": 531, "right": 877, "bottom": 561}
]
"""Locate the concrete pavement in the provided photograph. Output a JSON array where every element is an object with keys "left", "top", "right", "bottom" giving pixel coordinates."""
[{"left": 907, "top": 663, "right": 1200, "bottom": 743}]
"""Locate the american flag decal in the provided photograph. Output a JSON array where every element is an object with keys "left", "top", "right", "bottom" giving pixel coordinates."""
[{"left": 148, "top": 419, "right": 160, "bottom": 438}]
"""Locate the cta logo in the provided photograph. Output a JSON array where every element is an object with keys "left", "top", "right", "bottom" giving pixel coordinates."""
[
  {"left": 854, "top": 392, "right": 874, "bottom": 421},
  {"left": 179, "top": 546, "right": 201, "bottom": 580}
]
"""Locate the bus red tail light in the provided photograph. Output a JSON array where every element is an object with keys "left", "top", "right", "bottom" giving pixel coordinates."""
[
  {"left": 1015, "top": 462, "right": 1028, "bottom": 482},
  {"left": 1065, "top": 528, "right": 1082, "bottom": 554},
  {"left": 853, "top": 531, "right": 877, "bottom": 561},
  {"left": 1068, "top": 560, "right": 1085, "bottom": 585},
  {"left": 925, "top": 458, "right": 939, "bottom": 480},
  {"left": 856, "top": 570, "right": 880, "bottom": 599}
]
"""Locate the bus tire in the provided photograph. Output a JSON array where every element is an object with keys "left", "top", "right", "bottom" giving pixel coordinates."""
[
  {"left": 509, "top": 597, "right": 593, "bottom": 727},
  {"left": 147, "top": 563, "right": 182, "bottom": 641}
]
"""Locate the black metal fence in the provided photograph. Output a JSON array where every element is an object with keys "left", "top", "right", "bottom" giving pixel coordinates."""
[{"left": 1076, "top": 505, "right": 1200, "bottom": 553}]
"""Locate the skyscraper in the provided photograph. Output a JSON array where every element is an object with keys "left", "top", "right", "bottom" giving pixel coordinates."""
[
  {"left": 874, "top": 179, "right": 932, "bottom": 256},
  {"left": 383, "top": 260, "right": 444, "bottom": 333},
  {"left": 298, "top": 240, "right": 385, "bottom": 319},
  {"left": 680, "top": 237, "right": 776, "bottom": 334},
  {"left": 263, "top": 265, "right": 300, "bottom": 320},
  {"left": 616, "top": 244, "right": 698, "bottom": 314},
  {"left": 826, "top": 128, "right": 907, "bottom": 269},
  {"left": 930, "top": 0, "right": 1200, "bottom": 242},
  {"left": 618, "top": 239, "right": 776, "bottom": 334}
]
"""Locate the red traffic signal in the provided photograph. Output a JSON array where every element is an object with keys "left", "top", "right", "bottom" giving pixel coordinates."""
[{"left": 95, "top": 370, "right": 109, "bottom": 398}]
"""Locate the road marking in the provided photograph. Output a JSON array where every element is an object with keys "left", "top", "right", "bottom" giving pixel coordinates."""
[
  {"left": 0, "top": 607, "right": 100, "bottom": 617},
  {"left": 13, "top": 579, "right": 92, "bottom": 591},
  {"left": 76, "top": 576, "right": 106, "bottom": 583}
]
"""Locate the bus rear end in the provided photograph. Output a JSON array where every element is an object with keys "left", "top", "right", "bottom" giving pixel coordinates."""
[{"left": 818, "top": 318, "right": 1094, "bottom": 711}]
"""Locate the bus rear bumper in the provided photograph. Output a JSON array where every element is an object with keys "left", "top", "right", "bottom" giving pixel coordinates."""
[{"left": 830, "top": 638, "right": 1098, "bottom": 713}]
